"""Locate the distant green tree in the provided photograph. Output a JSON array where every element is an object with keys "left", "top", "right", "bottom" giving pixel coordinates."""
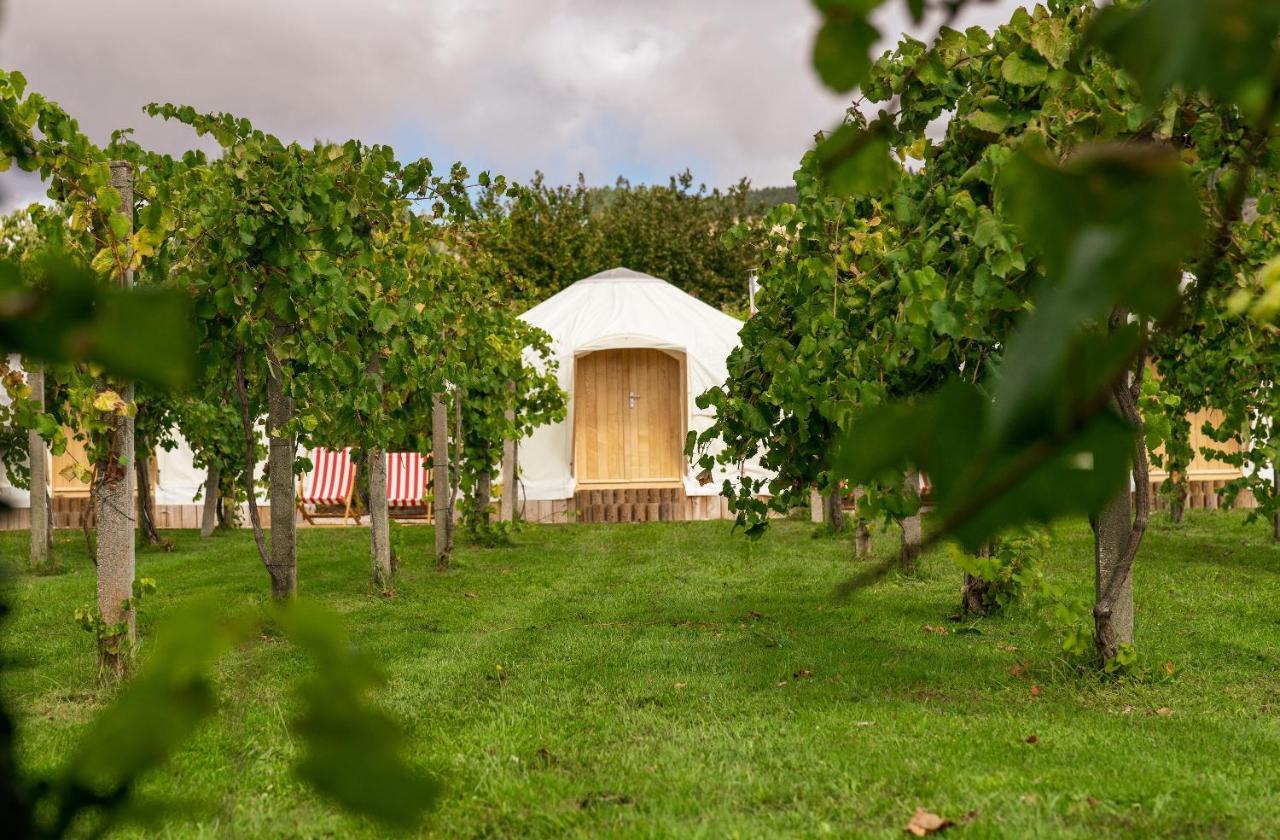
[{"left": 481, "top": 170, "right": 761, "bottom": 310}]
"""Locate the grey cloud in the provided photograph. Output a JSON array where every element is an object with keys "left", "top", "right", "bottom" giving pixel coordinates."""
[{"left": 1, "top": 0, "right": 1027, "bottom": 210}]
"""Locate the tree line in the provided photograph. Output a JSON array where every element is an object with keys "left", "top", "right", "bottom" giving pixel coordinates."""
[{"left": 477, "top": 169, "right": 784, "bottom": 312}]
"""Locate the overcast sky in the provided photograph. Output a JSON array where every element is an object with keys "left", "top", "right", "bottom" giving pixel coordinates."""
[{"left": 0, "top": 0, "right": 1025, "bottom": 209}]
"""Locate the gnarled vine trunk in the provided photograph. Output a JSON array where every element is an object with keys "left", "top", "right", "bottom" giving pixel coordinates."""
[
  {"left": 961, "top": 574, "right": 992, "bottom": 614},
  {"left": 824, "top": 488, "right": 845, "bottom": 532},
  {"left": 1092, "top": 333, "right": 1149, "bottom": 662},
  {"left": 961, "top": 543, "right": 993, "bottom": 616},
  {"left": 1168, "top": 470, "right": 1186, "bottom": 524},
  {"left": 851, "top": 486, "right": 871, "bottom": 557},
  {"left": 1166, "top": 422, "right": 1188, "bottom": 525},
  {"left": 475, "top": 471, "right": 492, "bottom": 527},
  {"left": 200, "top": 465, "right": 220, "bottom": 538},
  {"left": 134, "top": 430, "right": 167, "bottom": 548},
  {"left": 266, "top": 362, "right": 296, "bottom": 599},
  {"left": 448, "top": 391, "right": 462, "bottom": 555},
  {"left": 1273, "top": 465, "right": 1279, "bottom": 543},
  {"left": 899, "top": 468, "right": 923, "bottom": 572},
  {"left": 367, "top": 447, "right": 392, "bottom": 592},
  {"left": 432, "top": 391, "right": 451, "bottom": 568},
  {"left": 1092, "top": 480, "right": 1136, "bottom": 658},
  {"left": 236, "top": 350, "right": 271, "bottom": 579},
  {"left": 26, "top": 363, "right": 52, "bottom": 569},
  {"left": 94, "top": 160, "right": 137, "bottom": 679}
]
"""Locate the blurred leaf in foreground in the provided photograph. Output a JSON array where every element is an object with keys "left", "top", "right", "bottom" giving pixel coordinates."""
[
  {"left": 1091, "top": 0, "right": 1280, "bottom": 111},
  {"left": 834, "top": 378, "right": 1134, "bottom": 551},
  {"left": 0, "top": 254, "right": 195, "bottom": 387},
  {"left": 279, "top": 601, "right": 442, "bottom": 830},
  {"left": 9, "top": 599, "right": 440, "bottom": 837},
  {"left": 993, "top": 143, "right": 1204, "bottom": 440},
  {"left": 815, "top": 122, "right": 896, "bottom": 196}
]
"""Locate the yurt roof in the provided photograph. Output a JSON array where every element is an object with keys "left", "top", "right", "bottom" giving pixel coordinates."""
[{"left": 519, "top": 267, "right": 744, "bottom": 363}]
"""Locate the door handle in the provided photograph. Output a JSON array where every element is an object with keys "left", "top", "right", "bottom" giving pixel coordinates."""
[{"left": 628, "top": 391, "right": 639, "bottom": 409}]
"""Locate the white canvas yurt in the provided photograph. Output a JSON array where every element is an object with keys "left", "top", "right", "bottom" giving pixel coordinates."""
[{"left": 515, "top": 267, "right": 770, "bottom": 521}]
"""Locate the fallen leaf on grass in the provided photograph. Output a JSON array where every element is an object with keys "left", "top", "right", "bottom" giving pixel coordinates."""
[
  {"left": 997, "top": 641, "right": 1019, "bottom": 652},
  {"left": 1151, "top": 706, "right": 1174, "bottom": 716},
  {"left": 923, "top": 625, "right": 948, "bottom": 635},
  {"left": 1163, "top": 661, "right": 1175, "bottom": 676},
  {"left": 775, "top": 681, "right": 788, "bottom": 687},
  {"left": 674, "top": 682, "right": 687, "bottom": 689},
  {"left": 906, "top": 808, "right": 954, "bottom": 836},
  {"left": 854, "top": 720, "right": 876, "bottom": 727},
  {"left": 1086, "top": 796, "right": 1099, "bottom": 808},
  {"left": 793, "top": 669, "right": 813, "bottom": 679},
  {"left": 1024, "top": 735, "right": 1038, "bottom": 744},
  {"left": 1021, "top": 793, "right": 1038, "bottom": 804},
  {"left": 464, "top": 592, "right": 478, "bottom": 599},
  {"left": 1030, "top": 684, "right": 1042, "bottom": 697},
  {"left": 1009, "top": 664, "right": 1025, "bottom": 677}
]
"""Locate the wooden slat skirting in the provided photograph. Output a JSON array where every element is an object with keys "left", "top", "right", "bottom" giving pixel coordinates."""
[
  {"left": 515, "top": 489, "right": 730, "bottom": 524},
  {"left": 1146, "top": 478, "right": 1258, "bottom": 511}
]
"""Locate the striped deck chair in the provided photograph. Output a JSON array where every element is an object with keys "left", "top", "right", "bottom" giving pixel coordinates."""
[
  {"left": 298, "top": 447, "right": 360, "bottom": 525},
  {"left": 385, "top": 451, "right": 432, "bottom": 521}
]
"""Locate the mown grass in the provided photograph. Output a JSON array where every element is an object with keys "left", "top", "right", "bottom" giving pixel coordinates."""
[{"left": 2, "top": 511, "right": 1278, "bottom": 838}]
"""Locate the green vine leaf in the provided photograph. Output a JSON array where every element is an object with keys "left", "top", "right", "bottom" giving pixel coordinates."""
[{"left": 1002, "top": 53, "right": 1048, "bottom": 86}]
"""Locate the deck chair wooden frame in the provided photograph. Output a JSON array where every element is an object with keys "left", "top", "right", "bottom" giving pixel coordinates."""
[{"left": 297, "top": 448, "right": 361, "bottom": 526}]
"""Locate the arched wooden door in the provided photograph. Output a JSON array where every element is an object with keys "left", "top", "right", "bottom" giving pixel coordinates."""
[{"left": 574, "top": 348, "right": 685, "bottom": 486}]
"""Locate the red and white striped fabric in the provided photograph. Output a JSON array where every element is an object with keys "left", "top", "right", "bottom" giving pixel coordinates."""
[
  {"left": 302, "top": 448, "right": 356, "bottom": 506},
  {"left": 386, "top": 452, "right": 430, "bottom": 508}
]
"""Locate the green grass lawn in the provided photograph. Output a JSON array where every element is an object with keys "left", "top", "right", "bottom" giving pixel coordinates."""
[{"left": 3, "top": 512, "right": 1279, "bottom": 838}]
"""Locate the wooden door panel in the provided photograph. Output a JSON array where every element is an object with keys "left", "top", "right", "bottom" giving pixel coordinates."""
[
  {"left": 575, "top": 348, "right": 685, "bottom": 486},
  {"left": 580, "top": 353, "right": 599, "bottom": 480},
  {"left": 607, "top": 350, "right": 625, "bottom": 480},
  {"left": 576, "top": 349, "right": 628, "bottom": 483},
  {"left": 625, "top": 349, "right": 681, "bottom": 482},
  {"left": 630, "top": 353, "right": 649, "bottom": 480}
]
